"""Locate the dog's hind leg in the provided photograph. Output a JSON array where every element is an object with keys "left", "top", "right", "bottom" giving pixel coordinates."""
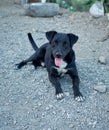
[{"left": 16, "top": 51, "right": 40, "bottom": 69}]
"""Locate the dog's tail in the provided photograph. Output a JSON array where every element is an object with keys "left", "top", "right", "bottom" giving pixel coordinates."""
[{"left": 28, "top": 33, "right": 38, "bottom": 51}]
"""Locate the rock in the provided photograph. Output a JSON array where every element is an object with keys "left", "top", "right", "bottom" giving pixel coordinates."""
[
  {"left": 69, "top": 124, "right": 75, "bottom": 128},
  {"left": 107, "top": 13, "right": 109, "bottom": 21},
  {"left": 14, "top": 0, "right": 21, "bottom": 5},
  {"left": 98, "top": 56, "right": 106, "bottom": 64},
  {"left": 89, "top": 1, "right": 104, "bottom": 18},
  {"left": 38, "top": 102, "right": 42, "bottom": 106},
  {"left": 52, "top": 111, "right": 56, "bottom": 115},
  {"left": 47, "top": 128, "right": 52, "bottom": 130},
  {"left": 65, "top": 92, "right": 70, "bottom": 96},
  {"left": 93, "top": 85, "right": 107, "bottom": 93},
  {"left": 24, "top": 3, "right": 59, "bottom": 17},
  {"left": 46, "top": 106, "right": 50, "bottom": 111}
]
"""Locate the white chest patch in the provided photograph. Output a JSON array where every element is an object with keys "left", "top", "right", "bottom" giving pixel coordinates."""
[
  {"left": 60, "top": 60, "right": 67, "bottom": 69},
  {"left": 54, "top": 61, "right": 68, "bottom": 74},
  {"left": 41, "top": 62, "right": 45, "bottom": 67}
]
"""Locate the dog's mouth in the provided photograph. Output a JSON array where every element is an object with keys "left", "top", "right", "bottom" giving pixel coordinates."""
[{"left": 55, "top": 58, "right": 63, "bottom": 67}]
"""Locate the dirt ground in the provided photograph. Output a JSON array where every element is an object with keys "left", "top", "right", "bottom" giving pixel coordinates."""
[{"left": 0, "top": 0, "right": 109, "bottom": 130}]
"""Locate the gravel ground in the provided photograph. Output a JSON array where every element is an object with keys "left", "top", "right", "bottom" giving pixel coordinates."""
[{"left": 0, "top": 0, "right": 109, "bottom": 130}]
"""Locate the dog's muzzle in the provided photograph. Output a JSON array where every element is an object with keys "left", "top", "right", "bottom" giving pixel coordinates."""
[{"left": 55, "top": 52, "right": 62, "bottom": 58}]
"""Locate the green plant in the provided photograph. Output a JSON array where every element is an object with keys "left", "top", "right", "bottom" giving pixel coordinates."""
[{"left": 49, "top": 0, "right": 109, "bottom": 12}]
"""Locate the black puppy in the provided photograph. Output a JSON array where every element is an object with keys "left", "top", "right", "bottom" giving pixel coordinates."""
[{"left": 16, "top": 31, "right": 84, "bottom": 101}]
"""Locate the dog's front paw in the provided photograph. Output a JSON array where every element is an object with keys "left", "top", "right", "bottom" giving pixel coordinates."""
[
  {"left": 75, "top": 96, "right": 85, "bottom": 102},
  {"left": 74, "top": 93, "right": 85, "bottom": 102},
  {"left": 56, "top": 93, "right": 64, "bottom": 100}
]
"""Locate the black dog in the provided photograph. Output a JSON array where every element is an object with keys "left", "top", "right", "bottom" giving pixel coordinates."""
[{"left": 16, "top": 31, "right": 84, "bottom": 101}]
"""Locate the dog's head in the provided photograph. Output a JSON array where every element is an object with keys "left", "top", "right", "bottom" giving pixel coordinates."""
[{"left": 46, "top": 31, "right": 78, "bottom": 67}]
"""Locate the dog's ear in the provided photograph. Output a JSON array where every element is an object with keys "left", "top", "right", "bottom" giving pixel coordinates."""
[
  {"left": 67, "top": 33, "right": 79, "bottom": 47},
  {"left": 46, "top": 31, "right": 57, "bottom": 42}
]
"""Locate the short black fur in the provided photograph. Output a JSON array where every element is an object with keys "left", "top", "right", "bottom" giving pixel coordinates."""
[{"left": 16, "top": 31, "right": 84, "bottom": 101}]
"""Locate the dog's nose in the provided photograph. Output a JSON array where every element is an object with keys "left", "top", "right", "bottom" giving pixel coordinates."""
[{"left": 56, "top": 52, "right": 62, "bottom": 58}]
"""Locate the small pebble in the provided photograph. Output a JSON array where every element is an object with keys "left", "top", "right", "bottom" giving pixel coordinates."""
[
  {"left": 69, "top": 124, "right": 75, "bottom": 128},
  {"left": 38, "top": 103, "right": 42, "bottom": 106},
  {"left": 25, "top": 101, "right": 28, "bottom": 104},
  {"left": 42, "top": 113, "right": 45, "bottom": 117},
  {"left": 65, "top": 92, "right": 70, "bottom": 96},
  {"left": 107, "top": 13, "right": 109, "bottom": 21},
  {"left": 46, "top": 107, "right": 50, "bottom": 111},
  {"left": 93, "top": 85, "right": 107, "bottom": 93},
  {"left": 47, "top": 128, "right": 51, "bottom": 130},
  {"left": 98, "top": 56, "right": 106, "bottom": 64},
  {"left": 52, "top": 111, "right": 56, "bottom": 115},
  {"left": 13, "top": 119, "right": 17, "bottom": 125}
]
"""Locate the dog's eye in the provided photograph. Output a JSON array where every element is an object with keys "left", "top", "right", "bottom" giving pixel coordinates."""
[
  {"left": 52, "top": 41, "right": 58, "bottom": 47},
  {"left": 63, "top": 42, "right": 67, "bottom": 47}
]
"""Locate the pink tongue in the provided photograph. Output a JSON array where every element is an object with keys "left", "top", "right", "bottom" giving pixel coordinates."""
[{"left": 55, "top": 58, "right": 63, "bottom": 67}]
